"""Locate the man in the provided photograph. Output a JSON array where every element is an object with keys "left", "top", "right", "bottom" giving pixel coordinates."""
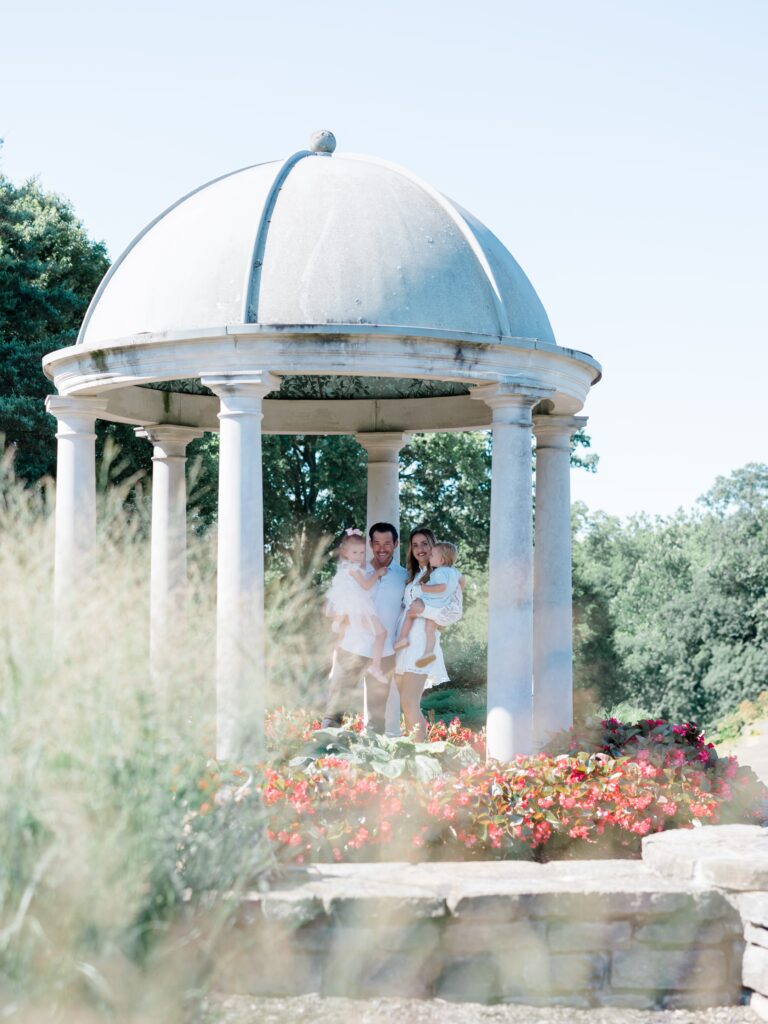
[{"left": 321, "top": 522, "right": 407, "bottom": 732}]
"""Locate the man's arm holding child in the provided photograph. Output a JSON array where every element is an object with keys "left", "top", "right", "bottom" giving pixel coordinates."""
[{"left": 351, "top": 565, "right": 387, "bottom": 591}]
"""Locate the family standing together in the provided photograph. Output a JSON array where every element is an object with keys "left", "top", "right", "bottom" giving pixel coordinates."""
[{"left": 321, "top": 523, "right": 463, "bottom": 738}]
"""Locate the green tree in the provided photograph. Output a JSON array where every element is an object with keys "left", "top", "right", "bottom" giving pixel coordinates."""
[
  {"left": 0, "top": 168, "right": 109, "bottom": 480},
  {"left": 572, "top": 464, "right": 768, "bottom": 728}
]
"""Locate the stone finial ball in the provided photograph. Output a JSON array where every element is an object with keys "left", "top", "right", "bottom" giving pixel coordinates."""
[{"left": 309, "top": 130, "right": 337, "bottom": 154}]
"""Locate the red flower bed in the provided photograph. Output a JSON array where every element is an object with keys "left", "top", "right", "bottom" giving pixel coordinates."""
[{"left": 189, "top": 713, "right": 767, "bottom": 866}]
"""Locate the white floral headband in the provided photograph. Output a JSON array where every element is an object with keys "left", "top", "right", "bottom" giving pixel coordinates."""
[{"left": 344, "top": 527, "right": 364, "bottom": 537}]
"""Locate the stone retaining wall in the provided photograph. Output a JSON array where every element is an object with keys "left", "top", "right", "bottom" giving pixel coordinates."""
[
  {"left": 642, "top": 823, "right": 768, "bottom": 1019},
  {"left": 216, "top": 860, "right": 745, "bottom": 1009}
]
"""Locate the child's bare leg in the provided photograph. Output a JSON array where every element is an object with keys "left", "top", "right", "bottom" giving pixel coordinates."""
[
  {"left": 393, "top": 599, "right": 424, "bottom": 650},
  {"left": 423, "top": 619, "right": 437, "bottom": 655},
  {"left": 415, "top": 619, "right": 438, "bottom": 669}
]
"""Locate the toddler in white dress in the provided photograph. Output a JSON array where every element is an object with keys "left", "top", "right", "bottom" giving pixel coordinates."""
[
  {"left": 325, "top": 528, "right": 389, "bottom": 683},
  {"left": 394, "top": 541, "right": 463, "bottom": 669}
]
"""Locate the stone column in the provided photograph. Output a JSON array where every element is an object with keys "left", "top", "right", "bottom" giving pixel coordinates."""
[
  {"left": 356, "top": 431, "right": 408, "bottom": 735},
  {"left": 201, "top": 371, "right": 277, "bottom": 762},
  {"left": 532, "top": 415, "right": 587, "bottom": 748},
  {"left": 45, "top": 395, "right": 108, "bottom": 608},
  {"left": 135, "top": 424, "right": 204, "bottom": 676},
  {"left": 472, "top": 382, "right": 552, "bottom": 761}
]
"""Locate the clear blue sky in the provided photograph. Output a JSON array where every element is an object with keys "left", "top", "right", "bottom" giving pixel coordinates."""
[{"left": 2, "top": 1, "right": 766, "bottom": 519}]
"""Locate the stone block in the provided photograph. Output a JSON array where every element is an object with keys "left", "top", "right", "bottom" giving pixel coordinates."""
[
  {"left": 547, "top": 920, "right": 631, "bottom": 952},
  {"left": 596, "top": 991, "right": 659, "bottom": 1009},
  {"left": 528, "top": 890, "right": 692, "bottom": 920},
  {"left": 634, "top": 914, "right": 734, "bottom": 947},
  {"left": 661, "top": 989, "right": 742, "bottom": 1010},
  {"left": 441, "top": 919, "right": 544, "bottom": 955},
  {"left": 291, "top": 920, "right": 336, "bottom": 952},
  {"left": 752, "top": 991, "right": 768, "bottom": 1022},
  {"left": 323, "top": 949, "right": 434, "bottom": 999},
  {"left": 611, "top": 946, "right": 728, "bottom": 992},
  {"left": 433, "top": 955, "right": 500, "bottom": 1002},
  {"left": 327, "top": 894, "right": 446, "bottom": 925},
  {"left": 322, "top": 926, "right": 440, "bottom": 998},
  {"left": 447, "top": 893, "right": 527, "bottom": 921},
  {"left": 739, "top": 892, "right": 768, "bottom": 928},
  {"left": 215, "top": 947, "right": 321, "bottom": 997},
  {"left": 598, "top": 991, "right": 659, "bottom": 1007},
  {"left": 260, "top": 893, "right": 327, "bottom": 928},
  {"left": 643, "top": 824, "right": 768, "bottom": 891},
  {"left": 744, "top": 942, "right": 768, "bottom": 995},
  {"left": 494, "top": 948, "right": 608, "bottom": 997},
  {"left": 326, "top": 920, "right": 443, "bottom": 956},
  {"left": 746, "top": 924, "right": 768, "bottom": 950}
]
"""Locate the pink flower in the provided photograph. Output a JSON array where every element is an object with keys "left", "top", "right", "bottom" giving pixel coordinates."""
[{"left": 568, "top": 825, "right": 590, "bottom": 839}]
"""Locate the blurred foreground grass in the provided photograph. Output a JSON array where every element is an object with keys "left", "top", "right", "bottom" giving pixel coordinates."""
[{"left": 0, "top": 451, "right": 331, "bottom": 1022}]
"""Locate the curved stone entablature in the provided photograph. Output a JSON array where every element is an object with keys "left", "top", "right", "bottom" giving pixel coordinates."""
[{"left": 43, "top": 324, "right": 600, "bottom": 426}]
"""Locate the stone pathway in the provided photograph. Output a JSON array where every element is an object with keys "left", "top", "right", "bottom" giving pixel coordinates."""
[
  {"left": 202, "top": 994, "right": 760, "bottom": 1023},
  {"left": 724, "top": 721, "right": 768, "bottom": 786}
]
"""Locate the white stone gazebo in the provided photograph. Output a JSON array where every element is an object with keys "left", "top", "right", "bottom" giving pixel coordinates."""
[{"left": 42, "top": 130, "right": 601, "bottom": 764}]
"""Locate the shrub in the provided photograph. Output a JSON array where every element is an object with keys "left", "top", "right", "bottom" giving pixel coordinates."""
[{"left": 713, "top": 690, "right": 768, "bottom": 742}]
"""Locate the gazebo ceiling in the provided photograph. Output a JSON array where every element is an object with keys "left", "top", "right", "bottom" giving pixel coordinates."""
[{"left": 78, "top": 132, "right": 556, "bottom": 355}]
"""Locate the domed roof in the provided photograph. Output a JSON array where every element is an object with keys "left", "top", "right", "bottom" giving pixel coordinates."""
[{"left": 78, "top": 133, "right": 556, "bottom": 349}]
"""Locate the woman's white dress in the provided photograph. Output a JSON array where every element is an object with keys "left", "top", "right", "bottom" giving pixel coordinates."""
[{"left": 394, "top": 568, "right": 449, "bottom": 688}]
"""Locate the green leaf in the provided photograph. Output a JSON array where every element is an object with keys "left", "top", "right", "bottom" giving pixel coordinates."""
[
  {"left": 413, "top": 755, "right": 443, "bottom": 783},
  {"left": 371, "top": 759, "right": 406, "bottom": 779}
]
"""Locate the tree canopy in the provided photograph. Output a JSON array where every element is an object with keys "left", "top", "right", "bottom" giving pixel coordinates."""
[
  {"left": 572, "top": 464, "right": 768, "bottom": 728},
  {"left": 0, "top": 168, "right": 109, "bottom": 479}
]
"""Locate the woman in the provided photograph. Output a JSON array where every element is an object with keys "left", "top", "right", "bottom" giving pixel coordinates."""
[{"left": 394, "top": 527, "right": 449, "bottom": 739}]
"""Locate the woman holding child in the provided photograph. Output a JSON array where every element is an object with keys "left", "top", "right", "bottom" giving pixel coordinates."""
[{"left": 393, "top": 527, "right": 463, "bottom": 739}]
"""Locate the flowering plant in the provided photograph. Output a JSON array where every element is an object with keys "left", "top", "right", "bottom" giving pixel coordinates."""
[
  {"left": 184, "top": 714, "right": 767, "bottom": 868},
  {"left": 546, "top": 716, "right": 719, "bottom": 768}
]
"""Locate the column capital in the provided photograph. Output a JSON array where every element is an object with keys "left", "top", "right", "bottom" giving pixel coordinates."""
[
  {"left": 200, "top": 371, "right": 278, "bottom": 401},
  {"left": 470, "top": 381, "right": 554, "bottom": 425},
  {"left": 46, "top": 393, "right": 109, "bottom": 419},
  {"left": 46, "top": 394, "right": 109, "bottom": 437},
  {"left": 356, "top": 431, "right": 410, "bottom": 463},
  {"left": 533, "top": 414, "right": 588, "bottom": 450},
  {"left": 135, "top": 424, "right": 205, "bottom": 458}
]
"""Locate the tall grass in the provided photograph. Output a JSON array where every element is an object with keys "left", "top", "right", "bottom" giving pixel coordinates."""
[{"left": 0, "top": 449, "right": 329, "bottom": 1022}]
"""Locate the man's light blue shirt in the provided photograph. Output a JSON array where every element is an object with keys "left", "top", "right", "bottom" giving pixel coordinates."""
[{"left": 339, "top": 559, "right": 407, "bottom": 659}]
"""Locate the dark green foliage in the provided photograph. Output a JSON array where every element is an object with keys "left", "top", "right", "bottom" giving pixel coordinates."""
[
  {"left": 0, "top": 173, "right": 108, "bottom": 341},
  {"left": 400, "top": 432, "right": 492, "bottom": 569},
  {"left": 0, "top": 337, "right": 57, "bottom": 479},
  {"left": 262, "top": 434, "right": 367, "bottom": 571},
  {"left": 421, "top": 684, "right": 487, "bottom": 731},
  {"left": 0, "top": 169, "right": 109, "bottom": 482}
]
